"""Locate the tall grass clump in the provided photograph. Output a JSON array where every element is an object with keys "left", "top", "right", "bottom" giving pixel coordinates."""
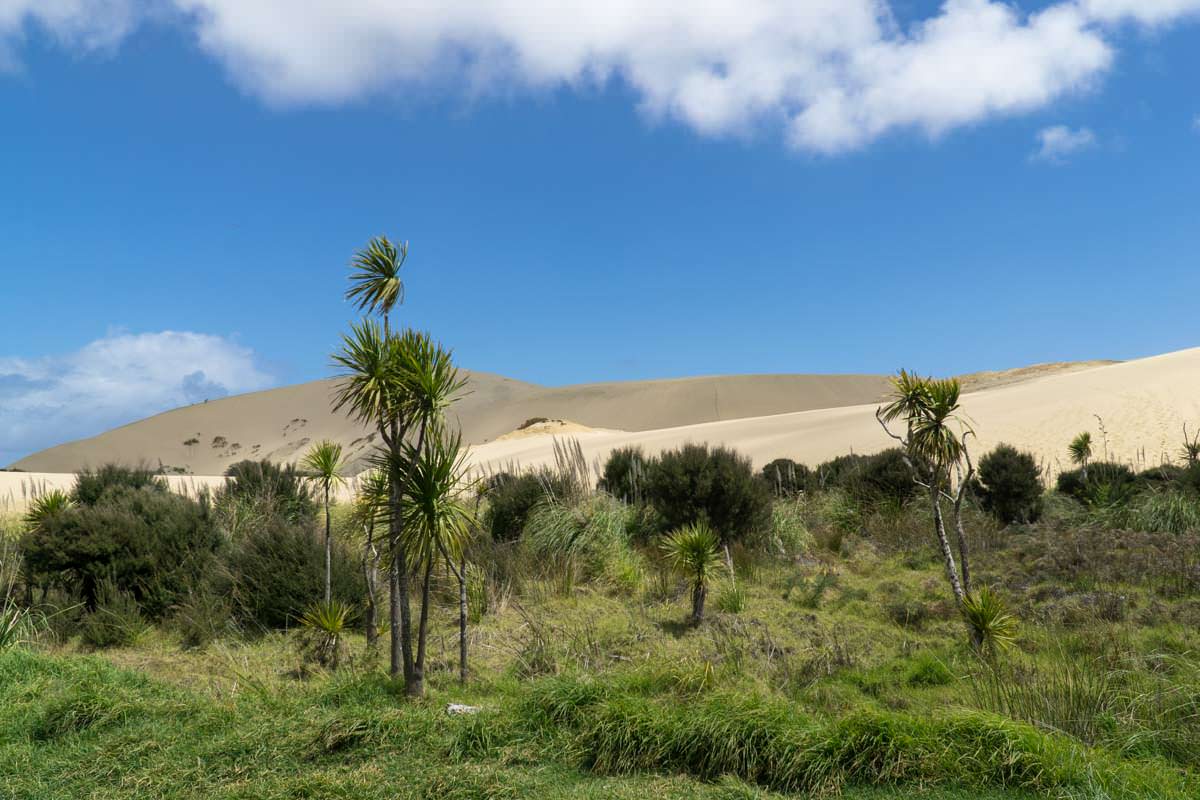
[
  {"left": 1096, "top": 489, "right": 1200, "bottom": 534},
  {"left": 522, "top": 495, "right": 642, "bottom": 594},
  {"left": 765, "top": 499, "right": 810, "bottom": 558},
  {"left": 522, "top": 676, "right": 1192, "bottom": 798}
]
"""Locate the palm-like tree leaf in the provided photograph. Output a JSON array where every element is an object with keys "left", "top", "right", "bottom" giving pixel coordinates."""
[
  {"left": 660, "top": 523, "right": 722, "bottom": 583},
  {"left": 346, "top": 236, "right": 407, "bottom": 319},
  {"left": 302, "top": 440, "right": 346, "bottom": 491},
  {"left": 1068, "top": 432, "right": 1093, "bottom": 466},
  {"left": 397, "top": 425, "right": 475, "bottom": 568}
]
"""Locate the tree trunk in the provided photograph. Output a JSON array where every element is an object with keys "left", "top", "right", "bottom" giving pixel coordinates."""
[
  {"left": 951, "top": 487, "right": 972, "bottom": 598},
  {"left": 363, "top": 520, "right": 379, "bottom": 649},
  {"left": 410, "top": 558, "right": 434, "bottom": 698},
  {"left": 389, "top": 537, "right": 402, "bottom": 677},
  {"left": 324, "top": 484, "right": 332, "bottom": 604},
  {"left": 436, "top": 538, "right": 469, "bottom": 686},
  {"left": 458, "top": 568, "right": 468, "bottom": 686},
  {"left": 930, "top": 487, "right": 965, "bottom": 606},
  {"left": 691, "top": 580, "right": 707, "bottom": 624}
]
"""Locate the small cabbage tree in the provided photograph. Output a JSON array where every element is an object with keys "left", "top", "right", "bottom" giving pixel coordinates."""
[
  {"left": 399, "top": 425, "right": 475, "bottom": 686},
  {"left": 1068, "top": 432, "right": 1093, "bottom": 479},
  {"left": 302, "top": 440, "right": 346, "bottom": 602},
  {"left": 876, "top": 372, "right": 976, "bottom": 607},
  {"left": 660, "top": 522, "right": 721, "bottom": 624}
]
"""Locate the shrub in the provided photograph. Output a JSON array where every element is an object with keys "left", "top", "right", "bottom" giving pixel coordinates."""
[
  {"left": 1176, "top": 462, "right": 1200, "bottom": 495},
  {"left": 72, "top": 464, "right": 166, "bottom": 506},
  {"left": 976, "top": 444, "right": 1043, "bottom": 525},
  {"left": 79, "top": 579, "right": 147, "bottom": 649},
  {"left": 760, "top": 458, "right": 809, "bottom": 496},
  {"left": 21, "top": 485, "right": 221, "bottom": 619},
  {"left": 643, "top": 444, "right": 771, "bottom": 544},
  {"left": 225, "top": 514, "right": 363, "bottom": 629},
  {"left": 219, "top": 460, "right": 316, "bottom": 525},
  {"left": 813, "top": 453, "right": 870, "bottom": 490},
  {"left": 1057, "top": 462, "right": 1137, "bottom": 507},
  {"left": 1138, "top": 464, "right": 1185, "bottom": 488},
  {"left": 484, "top": 472, "right": 550, "bottom": 542},
  {"left": 598, "top": 447, "right": 650, "bottom": 504},
  {"left": 846, "top": 449, "right": 918, "bottom": 506},
  {"left": 812, "top": 450, "right": 916, "bottom": 507}
]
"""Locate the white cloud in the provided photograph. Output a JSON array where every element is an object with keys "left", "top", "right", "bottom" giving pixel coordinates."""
[
  {"left": 1080, "top": 0, "right": 1200, "bottom": 26},
  {"left": 0, "top": 331, "right": 271, "bottom": 465},
  {"left": 1031, "top": 124, "right": 1097, "bottom": 162},
  {"left": 0, "top": 0, "right": 135, "bottom": 70},
  {"left": 1, "top": 1, "right": 1199, "bottom": 151}
]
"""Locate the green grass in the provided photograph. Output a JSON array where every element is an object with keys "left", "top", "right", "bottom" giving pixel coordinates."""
[
  {"left": 0, "top": 649, "right": 1135, "bottom": 800},
  {"left": 4, "top": 494, "right": 1200, "bottom": 798}
]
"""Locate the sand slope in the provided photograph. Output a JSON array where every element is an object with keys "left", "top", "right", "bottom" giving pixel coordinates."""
[
  {"left": 6, "top": 352, "right": 1187, "bottom": 511},
  {"left": 464, "top": 350, "right": 1200, "bottom": 478},
  {"left": 9, "top": 371, "right": 893, "bottom": 475}
]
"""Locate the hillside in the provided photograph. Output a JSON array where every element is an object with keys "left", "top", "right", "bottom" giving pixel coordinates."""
[{"left": 9, "top": 371, "right": 894, "bottom": 474}]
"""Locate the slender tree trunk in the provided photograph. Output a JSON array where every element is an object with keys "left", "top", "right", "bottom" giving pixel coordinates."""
[
  {"left": 930, "top": 487, "right": 965, "bottom": 605},
  {"left": 388, "top": 464, "right": 405, "bottom": 679},
  {"left": 437, "top": 538, "right": 468, "bottom": 686},
  {"left": 691, "top": 580, "right": 707, "bottom": 624},
  {"left": 363, "top": 520, "right": 379, "bottom": 649},
  {"left": 458, "top": 568, "right": 468, "bottom": 686},
  {"left": 411, "top": 557, "right": 434, "bottom": 697},
  {"left": 324, "top": 484, "right": 332, "bottom": 603},
  {"left": 951, "top": 488, "right": 972, "bottom": 597},
  {"left": 397, "top": 420, "right": 430, "bottom": 694}
]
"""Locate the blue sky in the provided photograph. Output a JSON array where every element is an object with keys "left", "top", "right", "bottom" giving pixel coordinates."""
[{"left": 1, "top": 0, "right": 1199, "bottom": 464}]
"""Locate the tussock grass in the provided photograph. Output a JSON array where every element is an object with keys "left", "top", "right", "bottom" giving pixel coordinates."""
[{"left": 522, "top": 675, "right": 1193, "bottom": 798}]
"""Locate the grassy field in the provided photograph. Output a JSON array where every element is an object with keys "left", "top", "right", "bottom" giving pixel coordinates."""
[{"left": 3, "top": 489, "right": 1199, "bottom": 799}]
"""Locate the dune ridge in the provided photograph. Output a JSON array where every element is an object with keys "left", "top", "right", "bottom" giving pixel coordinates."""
[{"left": 8, "top": 352, "right": 1187, "bottom": 511}]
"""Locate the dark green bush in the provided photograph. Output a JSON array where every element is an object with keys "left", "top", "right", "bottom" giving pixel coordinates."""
[
  {"left": 1139, "top": 464, "right": 1185, "bottom": 488},
  {"left": 1176, "top": 462, "right": 1200, "bottom": 495},
  {"left": 598, "top": 447, "right": 649, "bottom": 504},
  {"left": 21, "top": 484, "right": 222, "bottom": 619},
  {"left": 1057, "top": 462, "right": 1137, "bottom": 507},
  {"left": 484, "top": 472, "right": 552, "bottom": 542},
  {"left": 220, "top": 460, "right": 316, "bottom": 524},
  {"left": 73, "top": 464, "right": 166, "bottom": 506},
  {"left": 976, "top": 444, "right": 1043, "bottom": 525},
  {"left": 847, "top": 449, "right": 917, "bottom": 506},
  {"left": 643, "top": 444, "right": 771, "bottom": 544},
  {"left": 813, "top": 453, "right": 870, "bottom": 490},
  {"left": 225, "top": 515, "right": 363, "bottom": 629},
  {"left": 814, "top": 450, "right": 916, "bottom": 507},
  {"left": 760, "top": 458, "right": 810, "bottom": 496}
]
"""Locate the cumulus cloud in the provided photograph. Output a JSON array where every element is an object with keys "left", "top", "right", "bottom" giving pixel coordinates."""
[
  {"left": 1031, "top": 124, "right": 1097, "bottom": 162},
  {"left": 1, "top": 1, "right": 1199, "bottom": 151},
  {"left": 0, "top": 331, "right": 271, "bottom": 465}
]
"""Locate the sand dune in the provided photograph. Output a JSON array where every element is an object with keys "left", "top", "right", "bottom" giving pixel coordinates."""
[
  {"left": 6, "top": 352, "right": 1175, "bottom": 509},
  {"left": 9, "top": 370, "right": 893, "bottom": 475},
  {"left": 464, "top": 349, "right": 1200, "bottom": 478}
]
